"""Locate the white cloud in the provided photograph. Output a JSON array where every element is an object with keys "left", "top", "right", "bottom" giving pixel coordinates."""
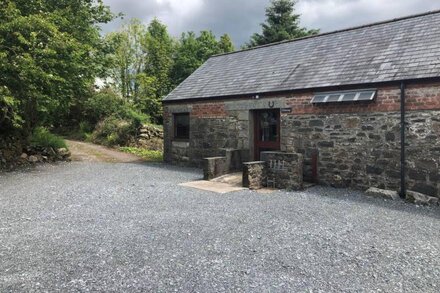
[
  {"left": 102, "top": 0, "right": 440, "bottom": 45},
  {"left": 156, "top": 0, "right": 204, "bottom": 16},
  {"left": 298, "top": 0, "right": 440, "bottom": 32}
]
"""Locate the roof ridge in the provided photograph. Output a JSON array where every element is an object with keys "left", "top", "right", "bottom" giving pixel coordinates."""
[{"left": 211, "top": 9, "right": 440, "bottom": 58}]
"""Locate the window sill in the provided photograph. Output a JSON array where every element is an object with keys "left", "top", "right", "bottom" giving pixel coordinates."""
[{"left": 173, "top": 138, "right": 190, "bottom": 142}]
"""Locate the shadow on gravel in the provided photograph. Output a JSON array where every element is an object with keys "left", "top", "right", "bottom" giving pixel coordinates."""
[{"left": 300, "top": 186, "right": 440, "bottom": 220}]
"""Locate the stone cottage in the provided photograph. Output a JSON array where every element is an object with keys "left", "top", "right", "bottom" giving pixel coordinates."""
[{"left": 163, "top": 11, "right": 440, "bottom": 198}]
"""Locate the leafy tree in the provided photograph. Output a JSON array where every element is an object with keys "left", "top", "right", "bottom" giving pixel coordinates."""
[
  {"left": 141, "top": 19, "right": 175, "bottom": 122},
  {"left": 246, "top": 0, "right": 319, "bottom": 48},
  {"left": 104, "top": 19, "right": 146, "bottom": 101},
  {"left": 0, "top": 0, "right": 114, "bottom": 135},
  {"left": 171, "top": 32, "right": 201, "bottom": 86},
  {"left": 143, "top": 19, "right": 175, "bottom": 97},
  {"left": 218, "top": 34, "right": 235, "bottom": 53},
  {"left": 0, "top": 86, "right": 22, "bottom": 133},
  {"left": 171, "top": 31, "right": 235, "bottom": 86}
]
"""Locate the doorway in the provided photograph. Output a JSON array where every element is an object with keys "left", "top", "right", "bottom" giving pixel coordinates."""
[{"left": 253, "top": 109, "right": 280, "bottom": 160}]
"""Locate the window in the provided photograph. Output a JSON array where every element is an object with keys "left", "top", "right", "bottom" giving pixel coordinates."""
[
  {"left": 311, "top": 89, "right": 376, "bottom": 104},
  {"left": 174, "top": 113, "right": 190, "bottom": 139}
]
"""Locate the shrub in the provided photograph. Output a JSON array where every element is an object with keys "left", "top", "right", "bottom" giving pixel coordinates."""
[
  {"left": 30, "top": 127, "right": 67, "bottom": 149},
  {"left": 83, "top": 88, "right": 125, "bottom": 125},
  {"left": 84, "top": 89, "right": 150, "bottom": 126},
  {"left": 91, "top": 116, "right": 136, "bottom": 146}
]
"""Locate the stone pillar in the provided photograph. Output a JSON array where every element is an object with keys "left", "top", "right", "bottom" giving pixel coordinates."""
[
  {"left": 242, "top": 161, "right": 266, "bottom": 190},
  {"left": 261, "top": 151, "right": 304, "bottom": 190},
  {"left": 203, "top": 157, "right": 227, "bottom": 180}
]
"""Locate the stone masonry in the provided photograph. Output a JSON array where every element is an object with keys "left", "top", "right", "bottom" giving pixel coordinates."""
[
  {"left": 242, "top": 161, "right": 266, "bottom": 190},
  {"left": 163, "top": 82, "right": 440, "bottom": 198},
  {"left": 260, "top": 151, "right": 303, "bottom": 190}
]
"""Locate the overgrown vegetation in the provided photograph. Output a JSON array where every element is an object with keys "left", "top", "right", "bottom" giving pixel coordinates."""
[
  {"left": 30, "top": 127, "right": 67, "bottom": 150},
  {"left": 119, "top": 147, "right": 163, "bottom": 162}
]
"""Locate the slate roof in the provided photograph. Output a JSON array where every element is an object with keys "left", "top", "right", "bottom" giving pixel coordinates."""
[{"left": 164, "top": 10, "right": 440, "bottom": 102}]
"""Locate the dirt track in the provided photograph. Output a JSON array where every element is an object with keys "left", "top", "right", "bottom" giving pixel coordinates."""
[{"left": 66, "top": 140, "right": 143, "bottom": 163}]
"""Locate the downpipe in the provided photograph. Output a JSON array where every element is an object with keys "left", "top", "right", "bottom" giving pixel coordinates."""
[{"left": 400, "top": 81, "right": 406, "bottom": 198}]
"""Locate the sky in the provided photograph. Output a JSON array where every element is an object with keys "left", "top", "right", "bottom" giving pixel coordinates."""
[{"left": 101, "top": 0, "right": 440, "bottom": 46}]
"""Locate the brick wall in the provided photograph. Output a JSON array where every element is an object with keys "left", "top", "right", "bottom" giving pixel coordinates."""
[
  {"left": 285, "top": 83, "right": 440, "bottom": 115},
  {"left": 192, "top": 103, "right": 227, "bottom": 118}
]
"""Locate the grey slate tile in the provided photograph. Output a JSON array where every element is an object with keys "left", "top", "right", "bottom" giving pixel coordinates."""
[{"left": 165, "top": 11, "right": 440, "bottom": 101}]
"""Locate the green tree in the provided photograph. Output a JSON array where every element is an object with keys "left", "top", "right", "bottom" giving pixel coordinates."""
[
  {"left": 104, "top": 19, "right": 146, "bottom": 101},
  {"left": 0, "top": 0, "right": 114, "bottom": 135},
  {"left": 171, "top": 31, "right": 234, "bottom": 86},
  {"left": 246, "top": 0, "right": 319, "bottom": 48},
  {"left": 141, "top": 19, "right": 175, "bottom": 122},
  {"left": 171, "top": 32, "right": 201, "bottom": 86},
  {"left": 218, "top": 34, "right": 235, "bottom": 53}
]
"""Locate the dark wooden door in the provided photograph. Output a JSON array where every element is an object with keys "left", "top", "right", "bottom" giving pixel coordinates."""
[{"left": 254, "top": 109, "right": 280, "bottom": 160}]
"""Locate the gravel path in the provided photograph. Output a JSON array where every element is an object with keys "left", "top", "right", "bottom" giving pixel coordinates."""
[{"left": 0, "top": 162, "right": 439, "bottom": 292}]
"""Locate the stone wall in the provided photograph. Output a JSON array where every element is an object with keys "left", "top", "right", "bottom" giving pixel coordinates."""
[
  {"left": 261, "top": 151, "right": 303, "bottom": 190},
  {"left": 163, "top": 82, "right": 440, "bottom": 197},
  {"left": 136, "top": 124, "right": 163, "bottom": 151},
  {"left": 163, "top": 104, "right": 250, "bottom": 166}
]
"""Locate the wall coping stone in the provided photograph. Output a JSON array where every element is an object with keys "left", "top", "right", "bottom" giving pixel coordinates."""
[{"left": 243, "top": 161, "right": 266, "bottom": 165}]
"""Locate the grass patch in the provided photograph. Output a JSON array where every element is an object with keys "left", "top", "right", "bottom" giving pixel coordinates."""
[
  {"left": 31, "top": 127, "right": 67, "bottom": 149},
  {"left": 119, "top": 147, "right": 163, "bottom": 162}
]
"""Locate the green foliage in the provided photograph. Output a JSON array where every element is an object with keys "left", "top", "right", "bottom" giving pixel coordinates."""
[
  {"left": 0, "top": 0, "right": 115, "bottom": 136},
  {"left": 83, "top": 88, "right": 149, "bottom": 124},
  {"left": 30, "top": 127, "right": 67, "bottom": 149},
  {"left": 0, "top": 86, "right": 22, "bottom": 133},
  {"left": 81, "top": 88, "right": 150, "bottom": 146},
  {"left": 104, "top": 18, "right": 234, "bottom": 124},
  {"left": 84, "top": 88, "right": 127, "bottom": 124},
  {"left": 91, "top": 116, "right": 136, "bottom": 147},
  {"left": 218, "top": 34, "right": 235, "bottom": 53},
  {"left": 119, "top": 147, "right": 163, "bottom": 162},
  {"left": 246, "top": 0, "right": 319, "bottom": 48},
  {"left": 171, "top": 31, "right": 235, "bottom": 86},
  {"left": 104, "top": 18, "right": 146, "bottom": 100}
]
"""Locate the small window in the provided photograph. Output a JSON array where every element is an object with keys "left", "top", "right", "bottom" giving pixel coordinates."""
[
  {"left": 174, "top": 113, "right": 190, "bottom": 139},
  {"left": 312, "top": 89, "right": 376, "bottom": 104}
]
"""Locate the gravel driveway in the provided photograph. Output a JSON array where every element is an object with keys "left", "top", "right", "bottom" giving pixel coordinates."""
[{"left": 0, "top": 162, "right": 439, "bottom": 292}]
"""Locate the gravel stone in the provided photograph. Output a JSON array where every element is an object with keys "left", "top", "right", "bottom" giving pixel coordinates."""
[{"left": 0, "top": 162, "right": 439, "bottom": 292}]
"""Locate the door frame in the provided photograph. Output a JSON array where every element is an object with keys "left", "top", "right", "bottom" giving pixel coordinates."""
[{"left": 253, "top": 109, "right": 281, "bottom": 160}]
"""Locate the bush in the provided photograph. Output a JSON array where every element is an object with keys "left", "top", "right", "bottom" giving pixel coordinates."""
[
  {"left": 30, "top": 127, "right": 67, "bottom": 149},
  {"left": 90, "top": 116, "right": 137, "bottom": 146},
  {"left": 84, "top": 89, "right": 150, "bottom": 126},
  {"left": 83, "top": 88, "right": 125, "bottom": 125}
]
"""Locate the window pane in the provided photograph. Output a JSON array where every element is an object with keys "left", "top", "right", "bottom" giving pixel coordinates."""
[
  {"left": 327, "top": 94, "right": 341, "bottom": 102},
  {"left": 174, "top": 113, "right": 189, "bottom": 139},
  {"left": 259, "top": 111, "right": 278, "bottom": 142},
  {"left": 312, "top": 95, "right": 327, "bottom": 103},
  {"left": 341, "top": 93, "right": 356, "bottom": 101},
  {"left": 357, "top": 91, "right": 375, "bottom": 100}
]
